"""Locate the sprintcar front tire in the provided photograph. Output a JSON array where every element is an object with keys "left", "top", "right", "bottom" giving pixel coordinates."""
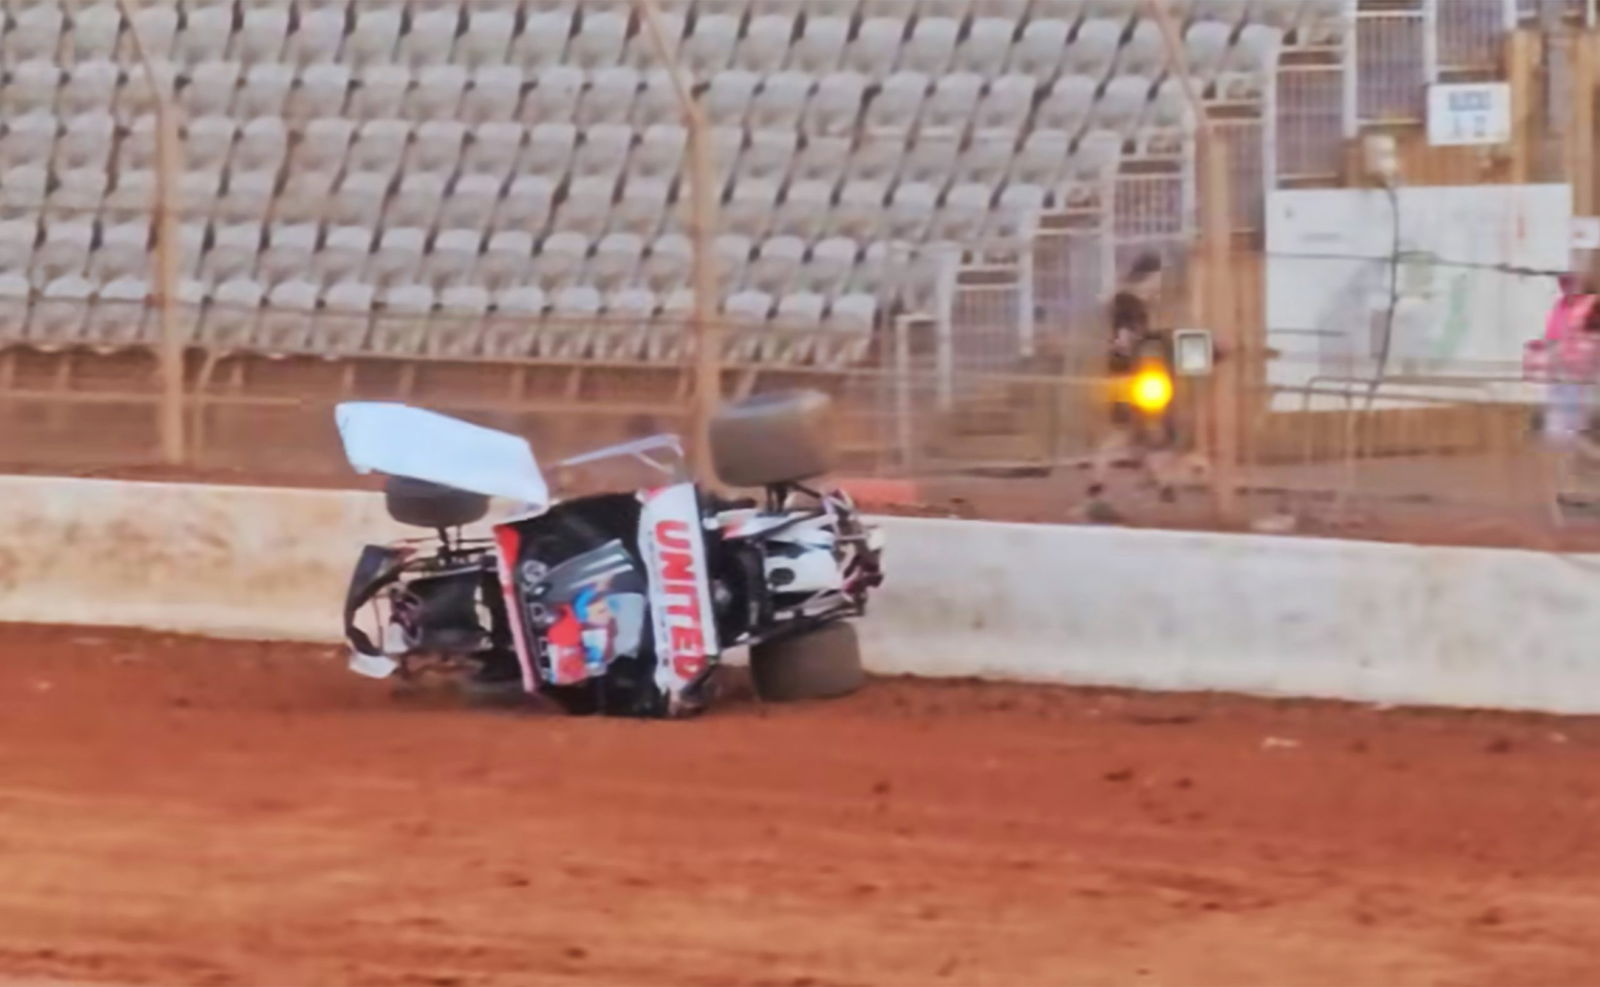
[
  {"left": 710, "top": 389, "right": 834, "bottom": 488},
  {"left": 384, "top": 475, "right": 490, "bottom": 529},
  {"left": 749, "top": 622, "right": 865, "bottom": 703}
]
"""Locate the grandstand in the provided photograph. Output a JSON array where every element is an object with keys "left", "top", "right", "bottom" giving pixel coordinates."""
[{"left": 0, "top": 0, "right": 1576, "bottom": 468}]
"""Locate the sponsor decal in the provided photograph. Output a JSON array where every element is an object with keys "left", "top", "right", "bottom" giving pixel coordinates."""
[
  {"left": 640, "top": 484, "right": 720, "bottom": 703},
  {"left": 653, "top": 518, "right": 708, "bottom": 681}
]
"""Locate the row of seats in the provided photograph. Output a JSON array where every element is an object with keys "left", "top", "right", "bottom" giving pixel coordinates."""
[
  {"left": 4, "top": 107, "right": 1127, "bottom": 204},
  {"left": 1, "top": 213, "right": 943, "bottom": 303},
  {"left": 6, "top": 54, "right": 1256, "bottom": 136},
  {"left": 0, "top": 1, "right": 1306, "bottom": 74},
  {"left": 0, "top": 272, "right": 877, "bottom": 368}
]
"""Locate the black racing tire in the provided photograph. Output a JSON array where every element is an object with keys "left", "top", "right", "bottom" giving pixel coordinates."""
[
  {"left": 749, "top": 622, "right": 865, "bottom": 703},
  {"left": 384, "top": 475, "right": 489, "bottom": 529},
  {"left": 710, "top": 389, "right": 835, "bottom": 489}
]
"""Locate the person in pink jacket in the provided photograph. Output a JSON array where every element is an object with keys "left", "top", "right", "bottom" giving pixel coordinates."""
[{"left": 1538, "top": 274, "right": 1600, "bottom": 446}]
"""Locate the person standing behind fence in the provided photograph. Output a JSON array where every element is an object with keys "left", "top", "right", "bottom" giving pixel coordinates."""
[
  {"left": 1538, "top": 275, "right": 1600, "bottom": 449},
  {"left": 1084, "top": 253, "right": 1176, "bottom": 521}
]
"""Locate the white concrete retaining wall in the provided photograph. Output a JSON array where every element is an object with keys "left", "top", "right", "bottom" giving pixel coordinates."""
[{"left": 3, "top": 475, "right": 1600, "bottom": 714}]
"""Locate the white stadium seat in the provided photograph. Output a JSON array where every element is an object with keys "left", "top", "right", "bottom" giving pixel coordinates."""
[
  {"left": 523, "top": 122, "right": 579, "bottom": 180},
  {"left": 479, "top": 230, "right": 536, "bottom": 291},
  {"left": 401, "top": 8, "right": 462, "bottom": 68},
  {"left": 682, "top": 14, "right": 739, "bottom": 78},
  {"left": 368, "top": 227, "right": 427, "bottom": 288},
  {"left": 641, "top": 234, "right": 692, "bottom": 293},
  {"left": 579, "top": 67, "right": 641, "bottom": 127},
  {"left": 921, "top": 72, "right": 982, "bottom": 134},
  {"left": 483, "top": 285, "right": 545, "bottom": 358},
  {"left": 183, "top": 61, "right": 243, "bottom": 119},
  {"left": 864, "top": 71, "right": 927, "bottom": 133},
  {"left": 201, "top": 277, "right": 264, "bottom": 351},
  {"left": 462, "top": 122, "right": 525, "bottom": 182},
  {"left": 62, "top": 61, "right": 119, "bottom": 119},
  {"left": 973, "top": 74, "right": 1036, "bottom": 137},
  {"left": 497, "top": 175, "right": 557, "bottom": 236},
  {"left": 5, "top": 60, "right": 61, "bottom": 116},
  {"left": 533, "top": 231, "right": 590, "bottom": 291},
  {"left": 314, "top": 281, "right": 377, "bottom": 355},
  {"left": 237, "top": 5, "right": 291, "bottom": 65},
  {"left": 68, "top": 2, "right": 121, "bottom": 63},
  {"left": 749, "top": 72, "right": 813, "bottom": 132},
  {"left": 1119, "top": 21, "right": 1168, "bottom": 78},
  {"left": 631, "top": 124, "right": 686, "bottom": 181},
  {"left": 177, "top": 3, "right": 234, "bottom": 63},
  {"left": 805, "top": 72, "right": 866, "bottom": 136},
  {"left": 1036, "top": 75, "right": 1098, "bottom": 136},
  {"left": 828, "top": 181, "right": 886, "bottom": 241},
  {"left": 463, "top": 66, "right": 525, "bottom": 124},
  {"left": 408, "top": 120, "right": 467, "bottom": 177},
  {"left": 900, "top": 16, "right": 960, "bottom": 77},
  {"left": 348, "top": 64, "right": 409, "bottom": 118},
  {"left": 573, "top": 123, "right": 634, "bottom": 183},
  {"left": 739, "top": 131, "right": 798, "bottom": 184},
  {"left": 513, "top": 11, "right": 573, "bottom": 71},
  {"left": 845, "top": 18, "right": 906, "bottom": 79},
  {"left": 588, "top": 232, "right": 645, "bottom": 292},
  {"left": 289, "top": 6, "right": 346, "bottom": 66},
  {"left": 86, "top": 275, "right": 151, "bottom": 349},
  {"left": 955, "top": 17, "right": 1016, "bottom": 76},
  {"left": 611, "top": 178, "right": 671, "bottom": 238},
  {"left": 789, "top": 16, "right": 848, "bottom": 75},
  {"left": 259, "top": 223, "right": 320, "bottom": 288},
  {"left": 237, "top": 63, "right": 294, "bottom": 119},
  {"left": 33, "top": 275, "right": 94, "bottom": 345},
  {"left": 407, "top": 65, "right": 468, "bottom": 121},
  {"left": 523, "top": 67, "right": 585, "bottom": 126},
  {"left": 1064, "top": 18, "right": 1123, "bottom": 80},
  {"left": 1010, "top": 19, "right": 1072, "bottom": 80},
  {"left": 737, "top": 15, "right": 796, "bottom": 74},
  {"left": 802, "top": 237, "right": 858, "bottom": 299},
  {"left": 428, "top": 284, "right": 492, "bottom": 357},
  {"left": 459, "top": 8, "right": 517, "bottom": 68},
  {"left": 567, "top": 12, "right": 629, "bottom": 71},
  {"left": 370, "top": 283, "right": 435, "bottom": 355}
]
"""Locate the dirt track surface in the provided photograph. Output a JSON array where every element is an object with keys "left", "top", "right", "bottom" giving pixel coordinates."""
[{"left": 4, "top": 627, "right": 1600, "bottom": 986}]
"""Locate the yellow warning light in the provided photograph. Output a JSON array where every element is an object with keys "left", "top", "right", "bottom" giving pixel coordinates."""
[{"left": 1129, "top": 366, "right": 1174, "bottom": 413}]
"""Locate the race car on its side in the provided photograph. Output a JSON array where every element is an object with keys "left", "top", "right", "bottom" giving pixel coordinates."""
[{"left": 338, "top": 390, "right": 884, "bottom": 718}]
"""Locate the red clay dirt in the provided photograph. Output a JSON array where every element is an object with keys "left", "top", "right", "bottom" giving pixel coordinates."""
[{"left": 3, "top": 626, "right": 1600, "bottom": 986}]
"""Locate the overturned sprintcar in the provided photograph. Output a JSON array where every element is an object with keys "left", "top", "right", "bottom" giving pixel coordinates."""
[{"left": 339, "top": 391, "right": 884, "bottom": 718}]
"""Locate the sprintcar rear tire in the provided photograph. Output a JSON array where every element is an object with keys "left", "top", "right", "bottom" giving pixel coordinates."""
[
  {"left": 384, "top": 475, "right": 489, "bottom": 529},
  {"left": 749, "top": 622, "right": 865, "bottom": 703},
  {"left": 711, "top": 389, "right": 834, "bottom": 488}
]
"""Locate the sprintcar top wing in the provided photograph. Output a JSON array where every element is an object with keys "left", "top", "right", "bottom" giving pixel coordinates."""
[{"left": 335, "top": 401, "right": 550, "bottom": 508}]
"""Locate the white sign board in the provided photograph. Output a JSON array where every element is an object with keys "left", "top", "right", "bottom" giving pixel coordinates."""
[
  {"left": 1265, "top": 184, "right": 1573, "bottom": 410},
  {"left": 1574, "top": 217, "right": 1600, "bottom": 250},
  {"left": 1171, "top": 329, "right": 1214, "bottom": 376},
  {"left": 1428, "top": 83, "right": 1512, "bottom": 146}
]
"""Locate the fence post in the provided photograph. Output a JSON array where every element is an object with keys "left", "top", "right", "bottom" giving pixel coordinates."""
[
  {"left": 1144, "top": 0, "right": 1242, "bottom": 520},
  {"left": 118, "top": 0, "right": 185, "bottom": 466},
  {"left": 933, "top": 249, "right": 958, "bottom": 411},
  {"left": 892, "top": 315, "right": 915, "bottom": 473},
  {"left": 1508, "top": 27, "right": 1539, "bottom": 183},
  {"left": 1570, "top": 26, "right": 1597, "bottom": 217},
  {"left": 1016, "top": 219, "right": 1037, "bottom": 359},
  {"left": 636, "top": 0, "right": 722, "bottom": 487}
]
